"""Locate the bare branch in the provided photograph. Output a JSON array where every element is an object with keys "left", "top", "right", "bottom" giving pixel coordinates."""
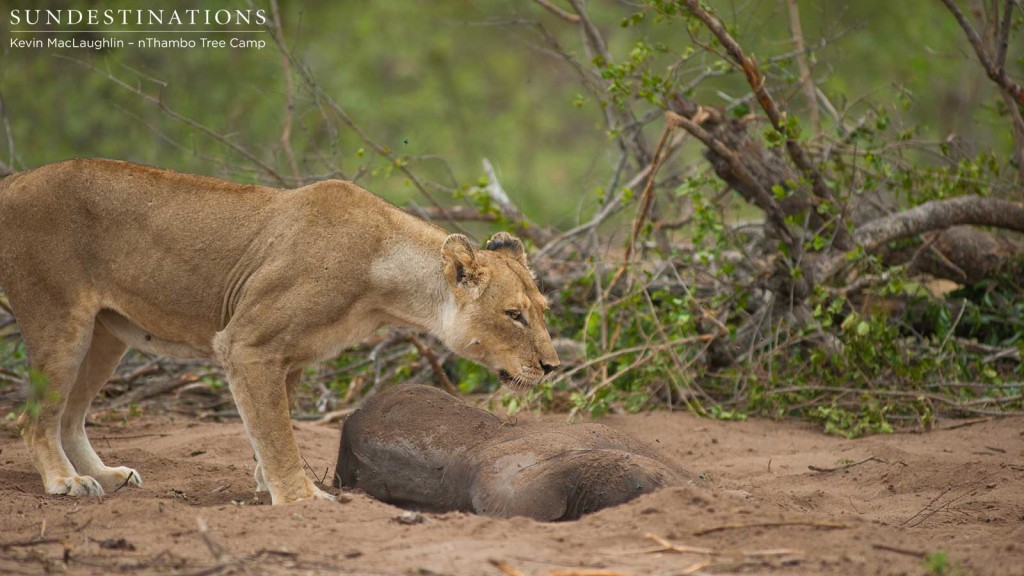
[
  {"left": 409, "top": 205, "right": 498, "bottom": 222},
  {"left": 610, "top": 114, "right": 678, "bottom": 291},
  {"left": 58, "top": 55, "right": 288, "bottom": 186},
  {"left": 262, "top": 23, "right": 474, "bottom": 236},
  {"left": 567, "top": 0, "right": 651, "bottom": 166},
  {"left": 0, "top": 90, "right": 19, "bottom": 176},
  {"left": 481, "top": 158, "right": 554, "bottom": 245},
  {"left": 940, "top": 0, "right": 1024, "bottom": 105},
  {"left": 533, "top": 0, "right": 580, "bottom": 23},
  {"left": 786, "top": 0, "right": 820, "bottom": 137},
  {"left": 996, "top": 0, "right": 1014, "bottom": 74},
  {"left": 270, "top": 0, "right": 300, "bottom": 181}
]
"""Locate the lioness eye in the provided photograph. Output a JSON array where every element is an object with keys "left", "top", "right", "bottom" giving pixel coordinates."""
[{"left": 506, "top": 310, "right": 527, "bottom": 326}]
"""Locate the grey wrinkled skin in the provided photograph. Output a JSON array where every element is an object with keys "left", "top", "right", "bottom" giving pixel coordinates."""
[{"left": 336, "top": 384, "right": 693, "bottom": 521}]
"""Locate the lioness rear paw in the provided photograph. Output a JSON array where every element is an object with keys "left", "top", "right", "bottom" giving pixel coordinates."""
[
  {"left": 93, "top": 466, "right": 143, "bottom": 493},
  {"left": 47, "top": 475, "right": 105, "bottom": 497}
]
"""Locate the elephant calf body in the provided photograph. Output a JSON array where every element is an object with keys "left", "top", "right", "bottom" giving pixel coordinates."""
[{"left": 336, "top": 385, "right": 690, "bottom": 521}]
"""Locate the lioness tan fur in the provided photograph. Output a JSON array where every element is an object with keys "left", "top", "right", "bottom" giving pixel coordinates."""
[{"left": 0, "top": 158, "right": 559, "bottom": 504}]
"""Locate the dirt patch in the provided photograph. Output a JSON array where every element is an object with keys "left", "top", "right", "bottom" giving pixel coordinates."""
[{"left": 1, "top": 407, "right": 1021, "bottom": 575}]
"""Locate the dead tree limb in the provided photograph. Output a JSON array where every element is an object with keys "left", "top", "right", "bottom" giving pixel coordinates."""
[
  {"left": 680, "top": 0, "right": 850, "bottom": 249},
  {"left": 814, "top": 195, "right": 1024, "bottom": 283},
  {"left": 665, "top": 109, "right": 795, "bottom": 247}
]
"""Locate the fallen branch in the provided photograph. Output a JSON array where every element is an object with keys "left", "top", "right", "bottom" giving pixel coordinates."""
[
  {"left": 815, "top": 195, "right": 1024, "bottom": 283},
  {"left": 107, "top": 372, "right": 202, "bottom": 408},
  {"left": 406, "top": 334, "right": 458, "bottom": 395},
  {"left": 693, "top": 521, "right": 848, "bottom": 536},
  {"left": 808, "top": 456, "right": 887, "bottom": 473},
  {"left": 667, "top": 109, "right": 795, "bottom": 246},
  {"left": 871, "top": 543, "right": 927, "bottom": 559}
]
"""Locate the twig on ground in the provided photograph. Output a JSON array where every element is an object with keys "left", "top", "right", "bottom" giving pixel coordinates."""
[
  {"left": 0, "top": 538, "right": 63, "bottom": 550},
  {"left": 871, "top": 543, "right": 927, "bottom": 559},
  {"left": 901, "top": 476, "right": 992, "bottom": 528},
  {"left": 693, "top": 520, "right": 848, "bottom": 536},
  {"left": 936, "top": 417, "right": 994, "bottom": 431},
  {"left": 642, "top": 533, "right": 713, "bottom": 555},
  {"left": 195, "top": 518, "right": 226, "bottom": 561},
  {"left": 808, "top": 456, "right": 887, "bottom": 473},
  {"left": 112, "top": 470, "right": 137, "bottom": 493}
]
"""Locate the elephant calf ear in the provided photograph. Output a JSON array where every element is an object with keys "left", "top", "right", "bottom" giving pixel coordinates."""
[
  {"left": 442, "top": 234, "right": 487, "bottom": 298},
  {"left": 486, "top": 232, "right": 528, "bottom": 267}
]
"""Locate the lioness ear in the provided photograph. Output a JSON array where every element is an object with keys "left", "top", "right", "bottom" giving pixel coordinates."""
[
  {"left": 486, "top": 232, "right": 528, "bottom": 268},
  {"left": 442, "top": 234, "right": 487, "bottom": 298}
]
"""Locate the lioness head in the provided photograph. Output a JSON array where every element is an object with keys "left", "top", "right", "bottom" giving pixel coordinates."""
[{"left": 440, "top": 232, "right": 559, "bottom": 389}]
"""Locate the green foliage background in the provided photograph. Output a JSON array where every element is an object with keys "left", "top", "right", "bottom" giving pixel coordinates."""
[{"left": 0, "top": 1, "right": 1017, "bottom": 222}]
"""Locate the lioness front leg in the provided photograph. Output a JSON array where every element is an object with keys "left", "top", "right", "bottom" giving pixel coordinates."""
[{"left": 220, "top": 350, "right": 331, "bottom": 504}]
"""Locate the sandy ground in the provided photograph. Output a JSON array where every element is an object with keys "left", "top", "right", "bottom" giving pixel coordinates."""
[{"left": 0, "top": 406, "right": 1021, "bottom": 576}]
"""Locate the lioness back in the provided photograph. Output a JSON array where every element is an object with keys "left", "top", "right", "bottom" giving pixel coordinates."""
[{"left": 0, "top": 158, "right": 442, "bottom": 354}]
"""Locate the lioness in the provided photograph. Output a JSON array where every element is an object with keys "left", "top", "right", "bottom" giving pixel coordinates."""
[{"left": 0, "top": 158, "right": 559, "bottom": 504}]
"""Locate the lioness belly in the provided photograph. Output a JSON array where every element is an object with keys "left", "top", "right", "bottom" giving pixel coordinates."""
[{"left": 96, "top": 310, "right": 212, "bottom": 359}]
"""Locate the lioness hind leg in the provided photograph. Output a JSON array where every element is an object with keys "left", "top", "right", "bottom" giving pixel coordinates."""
[
  {"left": 18, "top": 310, "right": 105, "bottom": 497},
  {"left": 61, "top": 322, "right": 141, "bottom": 493}
]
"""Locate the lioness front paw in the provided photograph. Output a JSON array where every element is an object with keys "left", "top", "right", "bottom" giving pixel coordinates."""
[
  {"left": 311, "top": 485, "right": 337, "bottom": 501},
  {"left": 92, "top": 466, "right": 143, "bottom": 493},
  {"left": 47, "top": 475, "right": 105, "bottom": 497},
  {"left": 269, "top": 478, "right": 337, "bottom": 504}
]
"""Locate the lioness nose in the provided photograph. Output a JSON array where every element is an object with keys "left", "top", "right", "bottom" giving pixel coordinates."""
[{"left": 541, "top": 361, "right": 557, "bottom": 375}]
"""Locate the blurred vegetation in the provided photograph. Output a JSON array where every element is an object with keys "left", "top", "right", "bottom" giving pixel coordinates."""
[
  {"left": 1, "top": 1, "right": 1017, "bottom": 220},
  {"left": 1, "top": 0, "right": 1023, "bottom": 436}
]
